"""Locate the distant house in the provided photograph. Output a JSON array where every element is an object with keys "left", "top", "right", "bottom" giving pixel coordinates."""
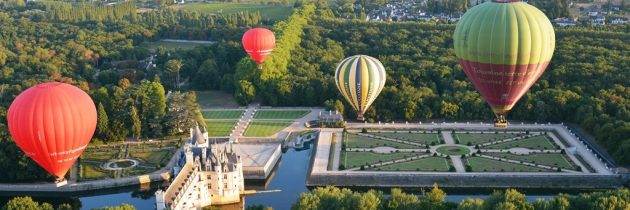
[
  {"left": 611, "top": 18, "right": 628, "bottom": 24},
  {"left": 553, "top": 18, "right": 578, "bottom": 27},
  {"left": 593, "top": 16, "right": 606, "bottom": 25}
]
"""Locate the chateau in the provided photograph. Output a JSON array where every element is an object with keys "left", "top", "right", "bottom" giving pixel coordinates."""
[{"left": 155, "top": 125, "right": 244, "bottom": 210}]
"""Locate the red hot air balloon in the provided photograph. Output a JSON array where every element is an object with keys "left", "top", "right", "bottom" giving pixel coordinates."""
[
  {"left": 7, "top": 82, "right": 97, "bottom": 182},
  {"left": 242, "top": 28, "right": 275, "bottom": 68}
]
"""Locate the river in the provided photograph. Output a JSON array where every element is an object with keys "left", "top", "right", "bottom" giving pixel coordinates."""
[{"left": 1, "top": 143, "right": 581, "bottom": 209}]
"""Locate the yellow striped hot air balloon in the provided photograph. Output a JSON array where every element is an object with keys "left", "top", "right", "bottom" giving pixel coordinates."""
[{"left": 334, "top": 55, "right": 386, "bottom": 121}]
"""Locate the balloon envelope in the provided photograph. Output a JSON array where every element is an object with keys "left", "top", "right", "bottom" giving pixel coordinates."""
[
  {"left": 242, "top": 28, "right": 276, "bottom": 65},
  {"left": 7, "top": 82, "right": 97, "bottom": 178},
  {"left": 454, "top": 0, "right": 555, "bottom": 115},
  {"left": 334, "top": 55, "right": 386, "bottom": 120}
]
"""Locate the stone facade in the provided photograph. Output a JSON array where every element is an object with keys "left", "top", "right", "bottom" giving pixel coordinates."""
[{"left": 156, "top": 125, "right": 244, "bottom": 210}]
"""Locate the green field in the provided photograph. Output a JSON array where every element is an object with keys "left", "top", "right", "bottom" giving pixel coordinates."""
[
  {"left": 455, "top": 133, "right": 520, "bottom": 145},
  {"left": 174, "top": 3, "right": 293, "bottom": 21},
  {"left": 487, "top": 153, "right": 576, "bottom": 169},
  {"left": 254, "top": 110, "right": 309, "bottom": 119},
  {"left": 205, "top": 120, "right": 238, "bottom": 136},
  {"left": 485, "top": 135, "right": 556, "bottom": 150},
  {"left": 345, "top": 134, "right": 421, "bottom": 149},
  {"left": 202, "top": 110, "right": 244, "bottom": 119},
  {"left": 80, "top": 163, "right": 114, "bottom": 180},
  {"left": 195, "top": 91, "right": 240, "bottom": 108},
  {"left": 466, "top": 157, "right": 553, "bottom": 172},
  {"left": 369, "top": 132, "right": 440, "bottom": 145},
  {"left": 244, "top": 121, "right": 292, "bottom": 137},
  {"left": 372, "top": 157, "right": 450, "bottom": 172},
  {"left": 436, "top": 145, "right": 471, "bottom": 156},
  {"left": 129, "top": 150, "right": 173, "bottom": 167},
  {"left": 341, "top": 151, "right": 422, "bottom": 169}
]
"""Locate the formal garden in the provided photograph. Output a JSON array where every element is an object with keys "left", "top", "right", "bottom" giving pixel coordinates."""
[
  {"left": 338, "top": 129, "right": 586, "bottom": 173},
  {"left": 79, "top": 140, "right": 179, "bottom": 180}
]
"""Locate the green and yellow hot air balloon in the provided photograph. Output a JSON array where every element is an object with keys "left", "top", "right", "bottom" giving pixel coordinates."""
[
  {"left": 454, "top": 0, "right": 555, "bottom": 127},
  {"left": 334, "top": 55, "right": 386, "bottom": 121}
]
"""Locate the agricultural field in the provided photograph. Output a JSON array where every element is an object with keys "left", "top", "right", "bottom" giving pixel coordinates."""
[
  {"left": 173, "top": 3, "right": 293, "bottom": 21},
  {"left": 254, "top": 110, "right": 309, "bottom": 119},
  {"left": 244, "top": 121, "right": 292, "bottom": 137},
  {"left": 372, "top": 157, "right": 450, "bottom": 172}
]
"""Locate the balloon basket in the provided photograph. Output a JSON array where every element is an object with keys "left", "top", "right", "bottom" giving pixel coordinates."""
[
  {"left": 54, "top": 179, "right": 68, "bottom": 187},
  {"left": 494, "top": 122, "right": 508, "bottom": 128},
  {"left": 257, "top": 64, "right": 263, "bottom": 70}
]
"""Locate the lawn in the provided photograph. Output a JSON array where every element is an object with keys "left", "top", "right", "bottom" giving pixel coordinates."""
[
  {"left": 487, "top": 153, "right": 577, "bottom": 169},
  {"left": 341, "top": 151, "right": 423, "bottom": 169},
  {"left": 244, "top": 121, "right": 292, "bottom": 137},
  {"left": 130, "top": 150, "right": 173, "bottom": 167},
  {"left": 82, "top": 152, "right": 118, "bottom": 161},
  {"left": 455, "top": 133, "right": 520, "bottom": 145},
  {"left": 80, "top": 162, "right": 114, "bottom": 180},
  {"left": 202, "top": 110, "right": 244, "bottom": 119},
  {"left": 466, "top": 157, "right": 553, "bottom": 172},
  {"left": 369, "top": 132, "right": 440, "bottom": 145},
  {"left": 173, "top": 3, "right": 294, "bottom": 21},
  {"left": 436, "top": 146, "right": 471, "bottom": 156},
  {"left": 253, "top": 110, "right": 309, "bottom": 119},
  {"left": 485, "top": 135, "right": 556, "bottom": 150},
  {"left": 372, "top": 157, "right": 450, "bottom": 172},
  {"left": 345, "top": 134, "right": 422, "bottom": 149},
  {"left": 205, "top": 120, "right": 238, "bottom": 136},
  {"left": 195, "top": 91, "right": 239, "bottom": 108}
]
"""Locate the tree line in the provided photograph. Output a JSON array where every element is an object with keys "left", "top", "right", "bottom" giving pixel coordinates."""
[{"left": 292, "top": 185, "right": 630, "bottom": 210}]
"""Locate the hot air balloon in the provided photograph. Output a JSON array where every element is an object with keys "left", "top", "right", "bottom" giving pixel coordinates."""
[
  {"left": 454, "top": 0, "right": 555, "bottom": 127},
  {"left": 7, "top": 82, "right": 97, "bottom": 183},
  {"left": 334, "top": 55, "right": 386, "bottom": 121},
  {"left": 242, "top": 28, "right": 275, "bottom": 69}
]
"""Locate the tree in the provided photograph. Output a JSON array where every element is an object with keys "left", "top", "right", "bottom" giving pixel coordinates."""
[
  {"left": 386, "top": 188, "right": 421, "bottom": 209},
  {"left": 334, "top": 99, "right": 345, "bottom": 116},
  {"left": 165, "top": 59, "right": 183, "bottom": 90},
  {"left": 2, "top": 197, "right": 39, "bottom": 210},
  {"left": 96, "top": 102, "right": 109, "bottom": 140},
  {"left": 426, "top": 183, "right": 446, "bottom": 204},
  {"left": 91, "top": 204, "right": 136, "bottom": 210},
  {"left": 235, "top": 80, "right": 256, "bottom": 105},
  {"left": 358, "top": 190, "right": 381, "bottom": 210},
  {"left": 130, "top": 106, "right": 141, "bottom": 140},
  {"left": 140, "top": 81, "right": 167, "bottom": 137}
]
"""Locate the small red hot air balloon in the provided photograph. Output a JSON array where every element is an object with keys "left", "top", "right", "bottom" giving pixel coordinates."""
[
  {"left": 7, "top": 82, "right": 97, "bottom": 182},
  {"left": 242, "top": 28, "right": 275, "bottom": 68}
]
